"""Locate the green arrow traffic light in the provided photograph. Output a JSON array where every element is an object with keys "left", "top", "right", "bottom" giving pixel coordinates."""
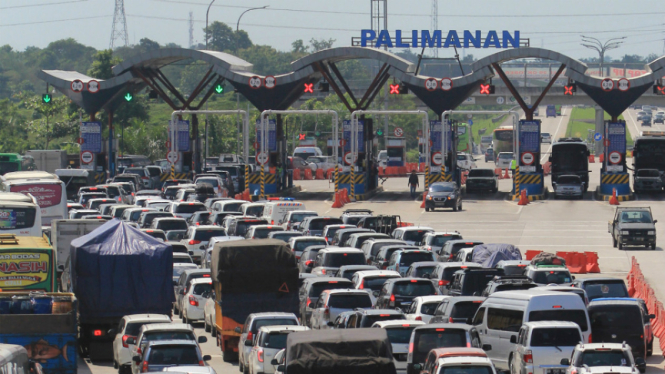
[
  {"left": 124, "top": 93, "right": 133, "bottom": 102},
  {"left": 42, "top": 94, "right": 52, "bottom": 104},
  {"left": 315, "top": 131, "right": 321, "bottom": 137},
  {"left": 215, "top": 84, "right": 224, "bottom": 94},
  {"left": 376, "top": 129, "right": 383, "bottom": 136}
]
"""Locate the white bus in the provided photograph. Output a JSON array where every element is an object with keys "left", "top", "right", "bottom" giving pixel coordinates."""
[
  {"left": 0, "top": 192, "right": 42, "bottom": 236},
  {"left": 1, "top": 171, "right": 66, "bottom": 226}
]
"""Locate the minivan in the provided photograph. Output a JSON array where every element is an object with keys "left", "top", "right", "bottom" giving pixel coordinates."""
[{"left": 471, "top": 289, "right": 591, "bottom": 371}]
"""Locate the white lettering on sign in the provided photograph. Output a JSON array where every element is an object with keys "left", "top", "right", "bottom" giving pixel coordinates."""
[
  {"left": 601, "top": 78, "right": 614, "bottom": 91},
  {"left": 521, "top": 124, "right": 538, "bottom": 132},
  {"left": 440, "top": 78, "right": 452, "bottom": 91},
  {"left": 608, "top": 127, "right": 625, "bottom": 135},
  {"left": 425, "top": 78, "right": 438, "bottom": 91}
]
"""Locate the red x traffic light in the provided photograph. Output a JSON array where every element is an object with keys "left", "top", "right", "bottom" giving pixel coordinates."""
[
  {"left": 654, "top": 85, "right": 665, "bottom": 95},
  {"left": 303, "top": 83, "right": 314, "bottom": 93},
  {"left": 479, "top": 84, "right": 494, "bottom": 95},
  {"left": 298, "top": 133, "right": 306, "bottom": 140},
  {"left": 564, "top": 85, "right": 574, "bottom": 95},
  {"left": 389, "top": 84, "right": 400, "bottom": 94}
]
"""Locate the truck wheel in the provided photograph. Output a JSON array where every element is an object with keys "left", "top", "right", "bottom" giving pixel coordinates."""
[
  {"left": 211, "top": 326, "right": 216, "bottom": 337},
  {"left": 239, "top": 362, "right": 244, "bottom": 373},
  {"left": 651, "top": 243, "right": 656, "bottom": 250},
  {"left": 618, "top": 239, "right": 623, "bottom": 250},
  {"left": 223, "top": 349, "right": 238, "bottom": 363},
  {"left": 204, "top": 319, "right": 210, "bottom": 332},
  {"left": 612, "top": 236, "right": 617, "bottom": 248}
]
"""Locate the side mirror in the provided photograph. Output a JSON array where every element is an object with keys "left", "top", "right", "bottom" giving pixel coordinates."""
[
  {"left": 57, "top": 265, "right": 65, "bottom": 272},
  {"left": 198, "top": 336, "right": 207, "bottom": 343},
  {"left": 271, "top": 359, "right": 279, "bottom": 365},
  {"left": 654, "top": 220, "right": 658, "bottom": 224},
  {"left": 509, "top": 335, "right": 517, "bottom": 344},
  {"left": 125, "top": 337, "right": 136, "bottom": 345},
  {"left": 202, "top": 355, "right": 211, "bottom": 361},
  {"left": 234, "top": 327, "right": 241, "bottom": 334},
  {"left": 277, "top": 365, "right": 285, "bottom": 372},
  {"left": 132, "top": 356, "right": 141, "bottom": 363},
  {"left": 649, "top": 314, "right": 656, "bottom": 319},
  {"left": 572, "top": 276, "right": 576, "bottom": 280},
  {"left": 482, "top": 344, "right": 492, "bottom": 351},
  {"left": 245, "top": 339, "right": 254, "bottom": 346},
  {"left": 560, "top": 358, "right": 570, "bottom": 366},
  {"left": 308, "top": 302, "right": 315, "bottom": 308}
]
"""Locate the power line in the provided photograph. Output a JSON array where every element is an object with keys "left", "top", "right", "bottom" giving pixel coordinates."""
[
  {"left": 0, "top": 15, "right": 111, "bottom": 27},
  {"left": 0, "top": 0, "right": 87, "bottom": 10}
]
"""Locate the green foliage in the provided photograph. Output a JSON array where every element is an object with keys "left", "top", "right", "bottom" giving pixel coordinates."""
[
  {"left": 565, "top": 107, "right": 632, "bottom": 146},
  {"left": 87, "top": 49, "right": 122, "bottom": 80},
  {"left": 204, "top": 22, "right": 252, "bottom": 52}
]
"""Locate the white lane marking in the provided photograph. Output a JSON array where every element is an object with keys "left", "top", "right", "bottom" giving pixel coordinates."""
[
  {"left": 541, "top": 107, "right": 567, "bottom": 163},
  {"left": 325, "top": 209, "right": 332, "bottom": 214},
  {"left": 624, "top": 109, "right": 641, "bottom": 138}
]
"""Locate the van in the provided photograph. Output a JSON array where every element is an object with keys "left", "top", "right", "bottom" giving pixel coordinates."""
[
  {"left": 262, "top": 201, "right": 307, "bottom": 225},
  {"left": 471, "top": 289, "right": 591, "bottom": 371},
  {"left": 292, "top": 147, "right": 323, "bottom": 160}
]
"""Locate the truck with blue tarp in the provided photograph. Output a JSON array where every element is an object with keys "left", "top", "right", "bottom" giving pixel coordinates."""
[
  {"left": 0, "top": 292, "right": 78, "bottom": 374},
  {"left": 62, "top": 220, "right": 174, "bottom": 361},
  {"left": 211, "top": 238, "right": 299, "bottom": 362}
]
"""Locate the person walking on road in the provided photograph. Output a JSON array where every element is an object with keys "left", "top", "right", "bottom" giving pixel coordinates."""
[{"left": 408, "top": 170, "right": 420, "bottom": 198}]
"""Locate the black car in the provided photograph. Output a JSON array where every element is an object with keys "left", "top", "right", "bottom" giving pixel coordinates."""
[
  {"left": 571, "top": 277, "right": 629, "bottom": 301},
  {"left": 425, "top": 182, "right": 462, "bottom": 212},
  {"left": 374, "top": 278, "right": 438, "bottom": 310},
  {"left": 484, "top": 148, "right": 494, "bottom": 162},
  {"left": 465, "top": 168, "right": 498, "bottom": 193},
  {"left": 445, "top": 268, "right": 504, "bottom": 296},
  {"left": 344, "top": 308, "right": 405, "bottom": 329},
  {"left": 608, "top": 207, "right": 657, "bottom": 250}
]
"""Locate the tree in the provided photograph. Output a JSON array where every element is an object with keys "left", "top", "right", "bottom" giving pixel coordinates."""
[
  {"left": 138, "top": 38, "right": 160, "bottom": 52},
  {"left": 87, "top": 49, "right": 122, "bottom": 80},
  {"left": 204, "top": 22, "right": 252, "bottom": 52},
  {"left": 309, "top": 38, "right": 335, "bottom": 52},
  {"left": 291, "top": 40, "right": 308, "bottom": 54},
  {"left": 15, "top": 92, "right": 73, "bottom": 149}
]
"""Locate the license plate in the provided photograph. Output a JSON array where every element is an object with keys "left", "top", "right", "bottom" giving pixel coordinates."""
[
  {"left": 635, "top": 237, "right": 644, "bottom": 241},
  {"left": 547, "top": 369, "right": 565, "bottom": 374}
]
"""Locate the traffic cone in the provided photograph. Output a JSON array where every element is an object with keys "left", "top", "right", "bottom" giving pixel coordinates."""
[
  {"left": 609, "top": 188, "right": 620, "bottom": 205},
  {"left": 599, "top": 153, "right": 604, "bottom": 163},
  {"left": 332, "top": 192, "right": 343, "bottom": 208},
  {"left": 502, "top": 169, "right": 510, "bottom": 179},
  {"left": 518, "top": 189, "right": 529, "bottom": 205},
  {"left": 341, "top": 188, "right": 350, "bottom": 204},
  {"left": 420, "top": 192, "right": 427, "bottom": 208},
  {"left": 588, "top": 154, "right": 595, "bottom": 163}
]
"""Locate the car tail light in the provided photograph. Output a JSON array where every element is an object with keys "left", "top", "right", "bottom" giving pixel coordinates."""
[
  {"left": 409, "top": 342, "right": 414, "bottom": 353},
  {"left": 198, "top": 360, "right": 205, "bottom": 366},
  {"left": 410, "top": 279, "right": 418, "bottom": 283},
  {"left": 395, "top": 264, "right": 399, "bottom": 272},
  {"left": 389, "top": 294, "right": 395, "bottom": 307},
  {"left": 324, "top": 307, "right": 330, "bottom": 320},
  {"left": 415, "top": 316, "right": 422, "bottom": 321},
  {"left": 588, "top": 334, "right": 592, "bottom": 343},
  {"left": 305, "top": 260, "right": 313, "bottom": 266},
  {"left": 435, "top": 328, "right": 445, "bottom": 332},
  {"left": 321, "top": 269, "right": 326, "bottom": 274},
  {"left": 449, "top": 254, "right": 454, "bottom": 259},
  {"left": 122, "top": 335, "right": 135, "bottom": 348},
  {"left": 93, "top": 330, "right": 102, "bottom": 336},
  {"left": 141, "top": 361, "right": 148, "bottom": 372},
  {"left": 189, "top": 240, "right": 201, "bottom": 245},
  {"left": 189, "top": 295, "right": 198, "bottom": 306},
  {"left": 257, "top": 348, "right": 264, "bottom": 363},
  {"left": 523, "top": 350, "right": 533, "bottom": 363},
  {"left": 142, "top": 177, "right": 148, "bottom": 180},
  {"left": 449, "top": 317, "right": 454, "bottom": 323},
  {"left": 427, "top": 246, "right": 432, "bottom": 251},
  {"left": 306, "top": 298, "right": 311, "bottom": 308},
  {"left": 359, "top": 281, "right": 364, "bottom": 290},
  {"left": 247, "top": 331, "right": 253, "bottom": 342},
  {"left": 271, "top": 220, "right": 274, "bottom": 224},
  {"left": 438, "top": 280, "right": 449, "bottom": 286}
]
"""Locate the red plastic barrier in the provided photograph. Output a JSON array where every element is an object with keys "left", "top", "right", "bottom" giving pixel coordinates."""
[
  {"left": 588, "top": 154, "right": 595, "bottom": 163},
  {"left": 293, "top": 168, "right": 301, "bottom": 180},
  {"left": 419, "top": 163, "right": 425, "bottom": 172},
  {"left": 304, "top": 169, "right": 313, "bottom": 180},
  {"left": 599, "top": 153, "right": 605, "bottom": 163},
  {"left": 525, "top": 250, "right": 543, "bottom": 261},
  {"left": 584, "top": 252, "right": 601, "bottom": 273},
  {"left": 543, "top": 162, "right": 552, "bottom": 176},
  {"left": 269, "top": 166, "right": 276, "bottom": 174},
  {"left": 556, "top": 251, "right": 572, "bottom": 266},
  {"left": 567, "top": 252, "right": 587, "bottom": 274},
  {"left": 332, "top": 191, "right": 344, "bottom": 208},
  {"left": 326, "top": 169, "right": 334, "bottom": 179},
  {"left": 315, "top": 168, "right": 325, "bottom": 179},
  {"left": 398, "top": 166, "right": 407, "bottom": 176}
]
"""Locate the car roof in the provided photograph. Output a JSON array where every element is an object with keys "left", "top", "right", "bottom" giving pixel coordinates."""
[
  {"left": 409, "top": 261, "right": 439, "bottom": 267},
  {"left": 172, "top": 253, "right": 191, "bottom": 258},
  {"left": 427, "top": 231, "right": 462, "bottom": 236},
  {"left": 147, "top": 340, "right": 198, "bottom": 347},
  {"left": 258, "top": 325, "right": 310, "bottom": 333},
  {"left": 304, "top": 277, "right": 353, "bottom": 285},
  {"left": 496, "top": 260, "right": 531, "bottom": 266},
  {"left": 353, "top": 270, "right": 401, "bottom": 278},
  {"left": 373, "top": 320, "right": 425, "bottom": 328},
  {"left": 577, "top": 343, "right": 628, "bottom": 350},
  {"left": 248, "top": 312, "right": 298, "bottom": 319},
  {"left": 192, "top": 225, "right": 224, "bottom": 230},
  {"left": 359, "top": 308, "right": 403, "bottom": 315},
  {"left": 385, "top": 277, "right": 432, "bottom": 284},
  {"left": 575, "top": 277, "right": 625, "bottom": 284},
  {"left": 319, "top": 247, "right": 364, "bottom": 254},
  {"left": 588, "top": 299, "right": 642, "bottom": 307},
  {"left": 124, "top": 314, "right": 171, "bottom": 322},
  {"left": 395, "top": 226, "right": 434, "bottom": 232},
  {"left": 414, "top": 295, "right": 449, "bottom": 303},
  {"left": 154, "top": 217, "right": 187, "bottom": 222},
  {"left": 414, "top": 322, "right": 475, "bottom": 331},
  {"left": 444, "top": 296, "right": 486, "bottom": 303},
  {"left": 338, "top": 265, "right": 377, "bottom": 271},
  {"left": 524, "top": 321, "right": 580, "bottom": 329},
  {"left": 141, "top": 323, "right": 193, "bottom": 333},
  {"left": 182, "top": 269, "right": 210, "bottom": 276},
  {"left": 325, "top": 289, "right": 370, "bottom": 295}
]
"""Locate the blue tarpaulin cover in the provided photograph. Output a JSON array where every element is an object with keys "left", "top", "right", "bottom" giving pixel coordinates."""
[
  {"left": 471, "top": 243, "right": 522, "bottom": 268},
  {"left": 69, "top": 219, "right": 174, "bottom": 320}
]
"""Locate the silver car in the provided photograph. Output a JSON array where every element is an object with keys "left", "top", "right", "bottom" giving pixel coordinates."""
[
  {"left": 309, "top": 289, "right": 373, "bottom": 329},
  {"left": 553, "top": 174, "right": 584, "bottom": 199},
  {"left": 247, "top": 326, "right": 310, "bottom": 374}
]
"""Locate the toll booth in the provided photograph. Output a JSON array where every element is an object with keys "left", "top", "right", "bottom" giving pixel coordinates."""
[
  {"left": 385, "top": 137, "right": 406, "bottom": 167},
  {"left": 599, "top": 120, "right": 630, "bottom": 196},
  {"left": 336, "top": 120, "right": 368, "bottom": 197},
  {"left": 248, "top": 119, "right": 278, "bottom": 195},
  {"left": 427, "top": 120, "right": 459, "bottom": 187},
  {"left": 79, "top": 121, "right": 108, "bottom": 184},
  {"left": 514, "top": 120, "right": 545, "bottom": 197}
]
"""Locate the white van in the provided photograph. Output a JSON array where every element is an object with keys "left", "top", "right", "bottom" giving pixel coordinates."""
[
  {"left": 293, "top": 147, "right": 322, "bottom": 160},
  {"left": 0, "top": 192, "right": 42, "bottom": 237},
  {"left": 1, "top": 172, "right": 67, "bottom": 226},
  {"left": 262, "top": 200, "right": 307, "bottom": 225},
  {"left": 471, "top": 289, "right": 590, "bottom": 371}
]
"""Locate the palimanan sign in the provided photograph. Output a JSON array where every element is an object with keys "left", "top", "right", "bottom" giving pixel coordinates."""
[{"left": 360, "top": 30, "right": 521, "bottom": 49}]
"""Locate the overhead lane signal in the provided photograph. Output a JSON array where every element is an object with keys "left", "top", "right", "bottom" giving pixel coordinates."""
[
  {"left": 303, "top": 83, "right": 314, "bottom": 93},
  {"left": 389, "top": 84, "right": 400, "bottom": 94},
  {"left": 479, "top": 84, "right": 495, "bottom": 95},
  {"left": 564, "top": 84, "right": 576, "bottom": 95},
  {"left": 214, "top": 83, "right": 225, "bottom": 94},
  {"left": 42, "top": 94, "right": 52, "bottom": 104},
  {"left": 654, "top": 85, "right": 665, "bottom": 95}
]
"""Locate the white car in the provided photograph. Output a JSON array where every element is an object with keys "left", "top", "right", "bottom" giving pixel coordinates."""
[
  {"left": 350, "top": 270, "right": 401, "bottom": 306},
  {"left": 165, "top": 201, "right": 207, "bottom": 220},
  {"left": 562, "top": 342, "right": 642, "bottom": 374},
  {"left": 456, "top": 153, "right": 477, "bottom": 170},
  {"left": 282, "top": 210, "right": 319, "bottom": 231},
  {"left": 371, "top": 320, "right": 425, "bottom": 373},
  {"left": 419, "top": 348, "right": 496, "bottom": 374},
  {"left": 211, "top": 199, "right": 245, "bottom": 213},
  {"left": 391, "top": 226, "right": 434, "bottom": 246},
  {"left": 404, "top": 295, "right": 449, "bottom": 323},
  {"left": 180, "top": 225, "right": 228, "bottom": 264},
  {"left": 112, "top": 313, "right": 171, "bottom": 374},
  {"left": 511, "top": 321, "right": 582, "bottom": 374},
  {"left": 286, "top": 236, "right": 328, "bottom": 260},
  {"left": 129, "top": 323, "right": 203, "bottom": 374},
  {"left": 309, "top": 289, "right": 373, "bottom": 329},
  {"left": 195, "top": 176, "right": 225, "bottom": 197},
  {"left": 245, "top": 224, "right": 285, "bottom": 239},
  {"left": 203, "top": 290, "right": 216, "bottom": 337},
  {"left": 248, "top": 326, "right": 310, "bottom": 374},
  {"left": 305, "top": 156, "right": 336, "bottom": 171},
  {"left": 541, "top": 132, "right": 552, "bottom": 144},
  {"left": 180, "top": 277, "right": 212, "bottom": 324},
  {"left": 163, "top": 366, "right": 217, "bottom": 374}
]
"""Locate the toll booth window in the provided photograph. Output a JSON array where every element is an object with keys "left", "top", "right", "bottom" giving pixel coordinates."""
[{"left": 387, "top": 148, "right": 402, "bottom": 157}]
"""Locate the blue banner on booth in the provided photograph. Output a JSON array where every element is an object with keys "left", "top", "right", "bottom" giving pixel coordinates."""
[
  {"left": 606, "top": 122, "right": 626, "bottom": 153},
  {"left": 168, "top": 120, "right": 190, "bottom": 151},
  {"left": 80, "top": 122, "right": 101, "bottom": 153},
  {"left": 429, "top": 121, "right": 453, "bottom": 153},
  {"left": 256, "top": 119, "right": 277, "bottom": 152},
  {"left": 343, "top": 120, "right": 364, "bottom": 153},
  {"left": 519, "top": 120, "right": 540, "bottom": 153}
]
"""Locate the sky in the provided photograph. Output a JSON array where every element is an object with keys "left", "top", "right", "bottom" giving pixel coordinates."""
[{"left": 1, "top": 0, "right": 664, "bottom": 62}]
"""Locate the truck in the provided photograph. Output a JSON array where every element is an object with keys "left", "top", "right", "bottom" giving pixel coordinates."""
[
  {"left": 25, "top": 151, "right": 67, "bottom": 174},
  {"left": 608, "top": 207, "right": 657, "bottom": 250},
  {"left": 0, "top": 292, "right": 78, "bottom": 374},
  {"left": 632, "top": 132, "right": 665, "bottom": 186},
  {"left": 546, "top": 105, "right": 557, "bottom": 118},
  {"left": 50, "top": 219, "right": 106, "bottom": 276},
  {"left": 63, "top": 220, "right": 174, "bottom": 361},
  {"left": 0, "top": 153, "right": 35, "bottom": 175},
  {"left": 211, "top": 239, "right": 299, "bottom": 362},
  {"left": 549, "top": 138, "right": 590, "bottom": 192}
]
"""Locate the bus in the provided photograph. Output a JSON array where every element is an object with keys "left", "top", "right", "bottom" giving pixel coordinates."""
[
  {"left": 0, "top": 154, "right": 34, "bottom": 176},
  {"left": 0, "top": 234, "right": 56, "bottom": 292},
  {"left": 550, "top": 138, "right": 590, "bottom": 191},
  {"left": 55, "top": 169, "right": 95, "bottom": 201},
  {"left": 1, "top": 172, "right": 67, "bottom": 226},
  {"left": 0, "top": 193, "right": 42, "bottom": 237},
  {"left": 456, "top": 124, "right": 471, "bottom": 153},
  {"left": 633, "top": 132, "right": 665, "bottom": 175},
  {"left": 492, "top": 126, "right": 514, "bottom": 158}
]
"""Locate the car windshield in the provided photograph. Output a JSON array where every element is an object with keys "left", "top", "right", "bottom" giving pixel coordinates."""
[
  {"left": 271, "top": 232, "right": 301, "bottom": 241},
  {"left": 245, "top": 206, "right": 264, "bottom": 217},
  {"left": 310, "top": 218, "right": 343, "bottom": 230},
  {"left": 222, "top": 202, "right": 243, "bottom": 212},
  {"left": 589, "top": 306, "right": 643, "bottom": 332},
  {"left": 619, "top": 211, "right": 653, "bottom": 223},
  {"left": 217, "top": 167, "right": 238, "bottom": 176},
  {"left": 173, "top": 256, "right": 192, "bottom": 264},
  {"left": 579, "top": 351, "right": 630, "bottom": 367},
  {"left": 360, "top": 314, "right": 405, "bottom": 327},
  {"left": 173, "top": 266, "right": 196, "bottom": 278},
  {"left": 167, "top": 231, "right": 187, "bottom": 241},
  {"left": 431, "top": 235, "right": 461, "bottom": 247},
  {"left": 495, "top": 284, "right": 538, "bottom": 292},
  {"left": 344, "top": 216, "right": 364, "bottom": 225},
  {"left": 501, "top": 265, "right": 527, "bottom": 276},
  {"left": 530, "top": 328, "right": 581, "bottom": 347},
  {"left": 400, "top": 252, "right": 433, "bottom": 266},
  {"left": 323, "top": 253, "right": 366, "bottom": 267},
  {"left": 584, "top": 282, "right": 628, "bottom": 300},
  {"left": 252, "top": 227, "right": 283, "bottom": 239},
  {"left": 194, "top": 229, "right": 227, "bottom": 241},
  {"left": 261, "top": 333, "right": 290, "bottom": 350},
  {"left": 309, "top": 282, "right": 353, "bottom": 297},
  {"left": 532, "top": 270, "right": 572, "bottom": 284},
  {"left": 457, "top": 155, "right": 468, "bottom": 161},
  {"left": 362, "top": 276, "right": 399, "bottom": 291},
  {"left": 328, "top": 294, "right": 372, "bottom": 309},
  {"left": 192, "top": 213, "right": 210, "bottom": 222},
  {"left": 157, "top": 220, "right": 188, "bottom": 231},
  {"left": 290, "top": 212, "right": 318, "bottom": 222},
  {"left": 414, "top": 329, "right": 468, "bottom": 361},
  {"left": 197, "top": 178, "right": 218, "bottom": 187},
  {"left": 429, "top": 184, "right": 454, "bottom": 193},
  {"left": 385, "top": 327, "right": 417, "bottom": 344},
  {"left": 499, "top": 154, "right": 513, "bottom": 160},
  {"left": 529, "top": 310, "right": 588, "bottom": 331},
  {"left": 403, "top": 231, "right": 430, "bottom": 242},
  {"left": 393, "top": 281, "right": 435, "bottom": 297},
  {"left": 412, "top": 266, "right": 436, "bottom": 278},
  {"left": 175, "top": 204, "right": 205, "bottom": 213},
  {"left": 192, "top": 283, "right": 212, "bottom": 295},
  {"left": 637, "top": 169, "right": 660, "bottom": 177},
  {"left": 125, "top": 322, "right": 164, "bottom": 336},
  {"left": 105, "top": 187, "right": 121, "bottom": 198},
  {"left": 148, "top": 346, "right": 199, "bottom": 365},
  {"left": 468, "top": 169, "right": 495, "bottom": 177},
  {"left": 420, "top": 302, "right": 440, "bottom": 315},
  {"left": 557, "top": 176, "right": 581, "bottom": 184},
  {"left": 125, "top": 169, "right": 146, "bottom": 177},
  {"left": 235, "top": 221, "right": 267, "bottom": 236},
  {"left": 451, "top": 301, "right": 483, "bottom": 318},
  {"left": 143, "top": 331, "right": 195, "bottom": 343},
  {"left": 252, "top": 319, "right": 297, "bottom": 333},
  {"left": 440, "top": 366, "right": 493, "bottom": 374},
  {"left": 295, "top": 240, "right": 326, "bottom": 252}
]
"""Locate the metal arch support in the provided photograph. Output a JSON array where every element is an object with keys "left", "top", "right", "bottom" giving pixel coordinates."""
[
  {"left": 170, "top": 109, "right": 250, "bottom": 176},
  {"left": 260, "top": 110, "right": 340, "bottom": 199},
  {"left": 350, "top": 110, "right": 430, "bottom": 200}
]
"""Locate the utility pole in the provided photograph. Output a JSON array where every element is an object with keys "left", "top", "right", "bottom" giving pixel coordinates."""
[
  {"left": 188, "top": 12, "right": 194, "bottom": 48},
  {"left": 371, "top": 0, "right": 389, "bottom": 148},
  {"left": 110, "top": 0, "right": 129, "bottom": 49}
]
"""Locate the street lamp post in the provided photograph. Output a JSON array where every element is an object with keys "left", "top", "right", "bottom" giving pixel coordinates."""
[
  {"left": 205, "top": 0, "right": 215, "bottom": 49},
  {"left": 581, "top": 36, "right": 625, "bottom": 77},
  {"left": 236, "top": 6, "right": 268, "bottom": 33},
  {"left": 204, "top": 0, "right": 215, "bottom": 171}
]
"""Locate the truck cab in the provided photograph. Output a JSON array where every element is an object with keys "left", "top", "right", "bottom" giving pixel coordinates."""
[{"left": 608, "top": 207, "right": 657, "bottom": 250}]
